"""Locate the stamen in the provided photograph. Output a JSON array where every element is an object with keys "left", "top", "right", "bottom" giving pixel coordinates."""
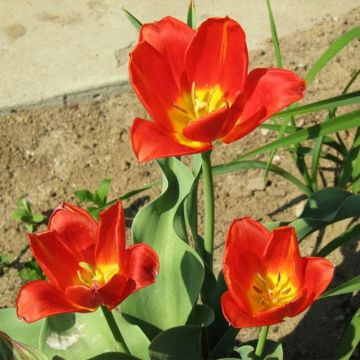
[
  {"left": 173, "top": 102, "right": 190, "bottom": 114},
  {"left": 256, "top": 273, "right": 269, "bottom": 288},
  {"left": 252, "top": 286, "right": 263, "bottom": 294}
]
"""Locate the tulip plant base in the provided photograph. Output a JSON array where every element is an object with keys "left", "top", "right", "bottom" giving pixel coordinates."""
[{"left": 0, "top": 7, "right": 359, "bottom": 360}]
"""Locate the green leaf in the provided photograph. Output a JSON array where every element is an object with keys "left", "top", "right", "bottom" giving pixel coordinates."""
[
  {"left": 265, "top": 0, "right": 283, "bottom": 68},
  {"left": 317, "top": 223, "right": 360, "bottom": 257},
  {"left": 212, "top": 160, "right": 310, "bottom": 195},
  {"left": 266, "top": 188, "right": 360, "bottom": 241},
  {"left": 210, "top": 326, "right": 239, "bottom": 359},
  {"left": 234, "top": 345, "right": 255, "bottom": 360},
  {"left": 237, "top": 110, "right": 360, "bottom": 161},
  {"left": 121, "top": 158, "right": 204, "bottom": 336},
  {"left": 95, "top": 178, "right": 112, "bottom": 205},
  {"left": 323, "top": 275, "right": 360, "bottom": 297},
  {"left": 118, "top": 181, "right": 159, "bottom": 201},
  {"left": 39, "top": 309, "right": 149, "bottom": 359},
  {"left": 187, "top": 0, "right": 196, "bottom": 29},
  {"left": 74, "top": 189, "right": 94, "bottom": 203},
  {"left": 187, "top": 305, "right": 214, "bottom": 328},
  {"left": 32, "top": 214, "right": 45, "bottom": 224},
  {"left": 25, "top": 224, "right": 34, "bottom": 233},
  {"left": 0, "top": 331, "right": 49, "bottom": 360},
  {"left": 275, "top": 91, "right": 360, "bottom": 118},
  {"left": 122, "top": 8, "right": 143, "bottom": 31},
  {"left": 0, "top": 308, "right": 44, "bottom": 348},
  {"left": 12, "top": 209, "right": 27, "bottom": 221},
  {"left": 148, "top": 326, "right": 203, "bottom": 360},
  {"left": 88, "top": 353, "right": 140, "bottom": 360},
  {"left": 336, "top": 308, "right": 360, "bottom": 360},
  {"left": 305, "top": 27, "right": 360, "bottom": 85}
]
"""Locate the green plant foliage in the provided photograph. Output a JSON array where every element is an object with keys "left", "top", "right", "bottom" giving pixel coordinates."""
[
  {"left": 323, "top": 275, "right": 360, "bottom": 297},
  {"left": 266, "top": 188, "right": 360, "bottom": 242},
  {"left": 12, "top": 199, "right": 45, "bottom": 233},
  {"left": 121, "top": 158, "right": 204, "bottom": 336},
  {"left": 336, "top": 308, "right": 360, "bottom": 360},
  {"left": 187, "top": 0, "right": 196, "bottom": 29},
  {"left": 0, "top": 331, "right": 48, "bottom": 360},
  {"left": 233, "top": 340, "right": 283, "bottom": 360},
  {"left": 122, "top": 8, "right": 142, "bottom": 31},
  {"left": 75, "top": 178, "right": 112, "bottom": 208},
  {"left": 18, "top": 258, "right": 44, "bottom": 281}
]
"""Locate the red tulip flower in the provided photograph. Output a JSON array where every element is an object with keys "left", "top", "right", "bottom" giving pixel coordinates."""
[
  {"left": 221, "top": 218, "right": 334, "bottom": 328},
  {"left": 130, "top": 16, "right": 305, "bottom": 162},
  {"left": 17, "top": 202, "right": 159, "bottom": 323}
]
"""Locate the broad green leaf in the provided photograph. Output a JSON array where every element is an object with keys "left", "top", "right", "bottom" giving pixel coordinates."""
[
  {"left": 187, "top": 305, "right": 214, "bottom": 328},
  {"left": 266, "top": 188, "right": 360, "bottom": 241},
  {"left": 32, "top": 214, "right": 45, "bottom": 224},
  {"left": 187, "top": 0, "right": 196, "bottom": 29},
  {"left": 0, "top": 308, "right": 44, "bottom": 348},
  {"left": 0, "top": 331, "right": 48, "bottom": 360},
  {"left": 305, "top": 27, "right": 360, "bottom": 85},
  {"left": 235, "top": 341, "right": 283, "bottom": 360},
  {"left": 96, "top": 178, "right": 112, "bottom": 205},
  {"left": 210, "top": 326, "right": 239, "bottom": 359},
  {"left": 121, "top": 158, "right": 204, "bottom": 336},
  {"left": 11, "top": 209, "right": 28, "bottom": 222},
  {"left": 74, "top": 189, "right": 93, "bottom": 203},
  {"left": 88, "top": 353, "right": 140, "bottom": 360},
  {"left": 237, "top": 110, "right": 360, "bottom": 161},
  {"left": 323, "top": 275, "right": 360, "bottom": 297},
  {"left": 266, "top": 0, "right": 283, "bottom": 68},
  {"left": 39, "top": 309, "right": 149, "bottom": 359},
  {"left": 212, "top": 160, "right": 310, "bottom": 195},
  {"left": 122, "top": 8, "right": 142, "bottom": 31},
  {"left": 275, "top": 91, "right": 360, "bottom": 118},
  {"left": 148, "top": 326, "right": 203, "bottom": 360},
  {"left": 234, "top": 345, "right": 255, "bottom": 360},
  {"left": 317, "top": 223, "right": 360, "bottom": 257},
  {"left": 336, "top": 308, "right": 360, "bottom": 360}
]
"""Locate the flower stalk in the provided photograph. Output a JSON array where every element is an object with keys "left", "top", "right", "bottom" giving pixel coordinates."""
[
  {"left": 101, "top": 306, "right": 130, "bottom": 354},
  {"left": 255, "top": 326, "right": 269, "bottom": 358},
  {"left": 201, "top": 151, "right": 215, "bottom": 271}
]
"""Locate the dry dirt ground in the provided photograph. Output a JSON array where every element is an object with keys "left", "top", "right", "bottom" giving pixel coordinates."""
[{"left": 0, "top": 8, "right": 360, "bottom": 360}]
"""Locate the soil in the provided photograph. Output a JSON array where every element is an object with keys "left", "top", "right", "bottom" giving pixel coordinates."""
[{"left": 1, "top": 7, "right": 360, "bottom": 360}]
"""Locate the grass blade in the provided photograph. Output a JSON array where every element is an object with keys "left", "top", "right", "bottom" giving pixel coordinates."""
[
  {"left": 323, "top": 275, "right": 360, "bottom": 297},
  {"left": 265, "top": 0, "right": 283, "bottom": 68},
  {"left": 122, "top": 8, "right": 143, "bottom": 31},
  {"left": 317, "top": 223, "right": 360, "bottom": 257},
  {"left": 187, "top": 0, "right": 196, "bottom": 29},
  {"left": 275, "top": 90, "right": 360, "bottom": 118},
  {"left": 305, "top": 27, "right": 360, "bottom": 85},
  {"left": 336, "top": 308, "right": 360, "bottom": 360},
  {"left": 237, "top": 110, "right": 360, "bottom": 160},
  {"left": 212, "top": 160, "right": 310, "bottom": 195}
]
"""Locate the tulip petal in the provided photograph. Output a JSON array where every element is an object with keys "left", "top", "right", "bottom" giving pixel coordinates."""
[
  {"left": 183, "top": 92, "right": 244, "bottom": 143},
  {"left": 95, "top": 202, "right": 126, "bottom": 268},
  {"left": 29, "top": 230, "right": 79, "bottom": 290},
  {"left": 98, "top": 273, "right": 129, "bottom": 310},
  {"left": 49, "top": 203, "right": 97, "bottom": 263},
  {"left": 131, "top": 117, "right": 211, "bottom": 162},
  {"left": 129, "top": 41, "right": 180, "bottom": 131},
  {"left": 65, "top": 285, "right": 100, "bottom": 311},
  {"left": 126, "top": 243, "right": 159, "bottom": 291},
  {"left": 264, "top": 227, "right": 304, "bottom": 286},
  {"left": 140, "top": 16, "right": 193, "bottom": 83},
  {"left": 185, "top": 17, "right": 248, "bottom": 102},
  {"left": 17, "top": 280, "right": 81, "bottom": 323},
  {"left": 293, "top": 257, "right": 335, "bottom": 314},
  {"left": 223, "top": 68, "right": 305, "bottom": 143}
]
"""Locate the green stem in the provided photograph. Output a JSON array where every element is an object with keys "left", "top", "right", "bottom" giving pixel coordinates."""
[
  {"left": 201, "top": 151, "right": 215, "bottom": 271},
  {"left": 101, "top": 306, "right": 130, "bottom": 354},
  {"left": 255, "top": 326, "right": 270, "bottom": 358}
]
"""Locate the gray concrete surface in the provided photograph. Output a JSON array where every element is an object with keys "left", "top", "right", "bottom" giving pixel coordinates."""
[{"left": 0, "top": 0, "right": 359, "bottom": 113}]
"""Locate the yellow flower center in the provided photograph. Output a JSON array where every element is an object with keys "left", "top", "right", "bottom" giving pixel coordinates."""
[
  {"left": 172, "top": 82, "right": 227, "bottom": 123},
  {"left": 248, "top": 272, "right": 297, "bottom": 312},
  {"left": 167, "top": 83, "right": 228, "bottom": 147},
  {"left": 77, "top": 262, "right": 119, "bottom": 288}
]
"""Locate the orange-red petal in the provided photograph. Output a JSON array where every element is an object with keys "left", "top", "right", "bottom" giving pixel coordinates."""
[
  {"left": 223, "top": 68, "right": 305, "bottom": 143},
  {"left": 139, "top": 16, "right": 193, "bottom": 85},
  {"left": 183, "top": 92, "right": 244, "bottom": 143},
  {"left": 16, "top": 280, "right": 81, "bottom": 323},
  {"left": 126, "top": 243, "right": 159, "bottom": 292},
  {"left": 98, "top": 273, "right": 129, "bottom": 310},
  {"left": 49, "top": 202, "right": 97, "bottom": 263},
  {"left": 65, "top": 285, "right": 100, "bottom": 311},
  {"left": 131, "top": 117, "right": 211, "bottom": 162},
  {"left": 129, "top": 41, "right": 179, "bottom": 131},
  {"left": 185, "top": 17, "right": 248, "bottom": 102},
  {"left": 29, "top": 230, "right": 78, "bottom": 290},
  {"left": 95, "top": 201, "right": 126, "bottom": 269}
]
